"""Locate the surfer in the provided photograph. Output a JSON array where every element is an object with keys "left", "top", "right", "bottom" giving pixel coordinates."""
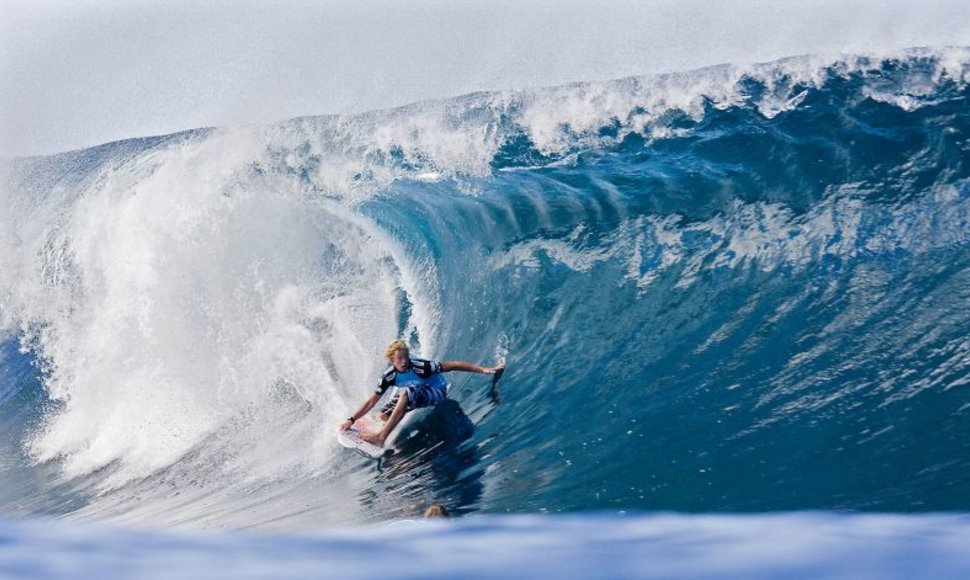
[{"left": 340, "top": 340, "right": 504, "bottom": 447}]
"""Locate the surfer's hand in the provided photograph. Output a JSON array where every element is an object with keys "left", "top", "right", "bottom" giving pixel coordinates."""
[
  {"left": 484, "top": 365, "right": 505, "bottom": 374},
  {"left": 340, "top": 418, "right": 354, "bottom": 431}
]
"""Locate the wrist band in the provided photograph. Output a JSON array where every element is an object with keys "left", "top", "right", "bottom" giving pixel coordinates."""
[{"left": 348, "top": 416, "right": 355, "bottom": 423}]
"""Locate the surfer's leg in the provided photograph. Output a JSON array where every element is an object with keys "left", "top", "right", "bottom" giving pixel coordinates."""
[
  {"left": 376, "top": 393, "right": 400, "bottom": 421},
  {"left": 362, "top": 389, "right": 409, "bottom": 446}
]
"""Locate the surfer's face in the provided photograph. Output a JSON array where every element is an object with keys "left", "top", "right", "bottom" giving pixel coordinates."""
[{"left": 390, "top": 350, "right": 409, "bottom": 372}]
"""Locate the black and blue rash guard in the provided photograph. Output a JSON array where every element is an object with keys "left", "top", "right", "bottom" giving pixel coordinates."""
[{"left": 374, "top": 357, "right": 447, "bottom": 396}]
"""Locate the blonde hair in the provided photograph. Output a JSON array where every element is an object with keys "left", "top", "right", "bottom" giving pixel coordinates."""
[
  {"left": 424, "top": 504, "right": 450, "bottom": 518},
  {"left": 383, "top": 340, "right": 410, "bottom": 360}
]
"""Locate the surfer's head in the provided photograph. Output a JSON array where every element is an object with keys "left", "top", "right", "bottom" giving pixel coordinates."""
[
  {"left": 424, "top": 504, "right": 450, "bottom": 518},
  {"left": 384, "top": 340, "right": 410, "bottom": 371}
]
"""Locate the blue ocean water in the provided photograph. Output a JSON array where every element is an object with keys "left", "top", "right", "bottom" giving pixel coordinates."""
[{"left": 1, "top": 48, "right": 969, "bottom": 575}]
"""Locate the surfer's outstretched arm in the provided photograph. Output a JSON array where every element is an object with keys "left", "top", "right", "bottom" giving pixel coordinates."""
[
  {"left": 340, "top": 392, "right": 381, "bottom": 431},
  {"left": 441, "top": 361, "right": 505, "bottom": 374}
]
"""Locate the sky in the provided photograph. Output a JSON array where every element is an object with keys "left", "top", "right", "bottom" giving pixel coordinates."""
[{"left": 2, "top": 0, "right": 970, "bottom": 157}]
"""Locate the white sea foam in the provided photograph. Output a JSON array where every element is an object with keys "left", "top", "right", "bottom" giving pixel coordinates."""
[
  {"left": 0, "top": 130, "right": 441, "bottom": 490},
  {"left": 269, "top": 48, "right": 970, "bottom": 198}
]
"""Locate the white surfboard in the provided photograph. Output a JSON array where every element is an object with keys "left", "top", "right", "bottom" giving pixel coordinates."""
[
  {"left": 337, "top": 413, "right": 388, "bottom": 458},
  {"left": 338, "top": 383, "right": 451, "bottom": 458}
]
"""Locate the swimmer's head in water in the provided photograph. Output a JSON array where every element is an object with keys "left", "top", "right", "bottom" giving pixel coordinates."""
[{"left": 424, "top": 504, "right": 450, "bottom": 518}]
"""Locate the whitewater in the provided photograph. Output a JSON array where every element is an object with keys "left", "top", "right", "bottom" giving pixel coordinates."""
[{"left": 1, "top": 47, "right": 970, "bottom": 576}]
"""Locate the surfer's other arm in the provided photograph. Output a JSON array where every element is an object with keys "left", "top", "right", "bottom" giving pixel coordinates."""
[
  {"left": 441, "top": 361, "right": 504, "bottom": 374},
  {"left": 340, "top": 392, "right": 381, "bottom": 431}
]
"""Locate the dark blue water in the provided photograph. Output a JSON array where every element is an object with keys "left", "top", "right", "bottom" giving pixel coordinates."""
[{"left": 0, "top": 49, "right": 968, "bottom": 529}]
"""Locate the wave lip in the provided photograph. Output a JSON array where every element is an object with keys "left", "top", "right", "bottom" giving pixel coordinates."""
[{"left": 247, "top": 46, "right": 970, "bottom": 197}]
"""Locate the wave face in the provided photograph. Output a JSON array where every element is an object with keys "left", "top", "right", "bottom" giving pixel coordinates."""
[{"left": 1, "top": 48, "right": 969, "bottom": 528}]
